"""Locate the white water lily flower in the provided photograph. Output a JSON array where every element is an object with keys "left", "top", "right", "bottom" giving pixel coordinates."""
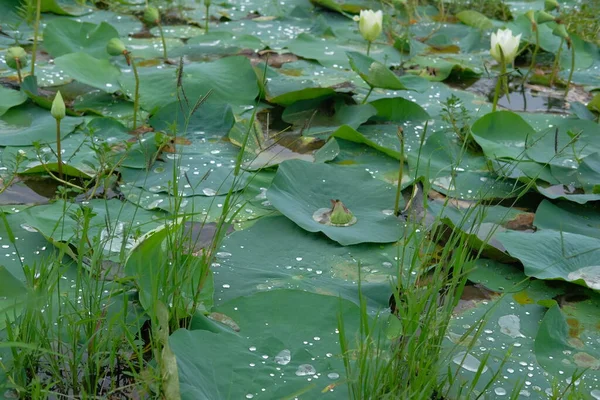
[
  {"left": 355, "top": 10, "right": 383, "bottom": 43},
  {"left": 490, "top": 28, "right": 521, "bottom": 64}
]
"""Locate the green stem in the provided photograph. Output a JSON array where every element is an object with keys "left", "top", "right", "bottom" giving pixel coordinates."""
[
  {"left": 564, "top": 40, "right": 575, "bottom": 98},
  {"left": 393, "top": 129, "right": 405, "bottom": 216},
  {"left": 16, "top": 61, "right": 22, "bottom": 84},
  {"left": 366, "top": 40, "right": 371, "bottom": 56},
  {"left": 492, "top": 60, "right": 506, "bottom": 112},
  {"left": 30, "top": 0, "right": 41, "bottom": 76},
  {"left": 157, "top": 22, "right": 168, "bottom": 61},
  {"left": 522, "top": 24, "right": 540, "bottom": 86},
  {"left": 362, "top": 87, "right": 373, "bottom": 104},
  {"left": 549, "top": 37, "right": 564, "bottom": 86},
  {"left": 56, "top": 119, "right": 63, "bottom": 180},
  {"left": 129, "top": 54, "right": 140, "bottom": 130},
  {"left": 205, "top": 5, "right": 210, "bottom": 33}
]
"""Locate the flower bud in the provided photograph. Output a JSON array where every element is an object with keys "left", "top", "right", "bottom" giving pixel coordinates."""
[
  {"left": 329, "top": 200, "right": 354, "bottom": 225},
  {"left": 6, "top": 46, "right": 28, "bottom": 70},
  {"left": 204, "top": 0, "right": 211, "bottom": 7},
  {"left": 552, "top": 23, "right": 569, "bottom": 40},
  {"left": 144, "top": 6, "right": 160, "bottom": 24},
  {"left": 490, "top": 28, "right": 522, "bottom": 64},
  {"left": 544, "top": 0, "right": 559, "bottom": 12},
  {"left": 536, "top": 11, "right": 556, "bottom": 24},
  {"left": 525, "top": 10, "right": 536, "bottom": 24},
  {"left": 356, "top": 10, "right": 383, "bottom": 43},
  {"left": 107, "top": 38, "right": 127, "bottom": 56},
  {"left": 51, "top": 90, "right": 66, "bottom": 121}
]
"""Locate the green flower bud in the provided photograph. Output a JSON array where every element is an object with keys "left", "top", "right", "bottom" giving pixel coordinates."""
[
  {"left": 6, "top": 46, "right": 28, "bottom": 70},
  {"left": 106, "top": 38, "right": 127, "bottom": 56},
  {"left": 51, "top": 90, "right": 66, "bottom": 121},
  {"left": 204, "top": 0, "right": 211, "bottom": 7},
  {"left": 329, "top": 199, "right": 354, "bottom": 225},
  {"left": 525, "top": 10, "right": 536, "bottom": 25},
  {"left": 552, "top": 23, "right": 569, "bottom": 40},
  {"left": 544, "top": 0, "right": 559, "bottom": 12},
  {"left": 536, "top": 11, "right": 556, "bottom": 24},
  {"left": 144, "top": 6, "right": 160, "bottom": 24}
]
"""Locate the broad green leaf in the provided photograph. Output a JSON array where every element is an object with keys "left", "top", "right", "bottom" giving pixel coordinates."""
[
  {"left": 536, "top": 303, "right": 600, "bottom": 380},
  {"left": 577, "top": 152, "right": 600, "bottom": 193},
  {"left": 525, "top": 118, "right": 600, "bottom": 168},
  {"left": 20, "top": 76, "right": 80, "bottom": 116},
  {"left": 368, "top": 96, "right": 429, "bottom": 122},
  {"left": 456, "top": 10, "right": 493, "bottom": 30},
  {"left": 268, "top": 87, "right": 336, "bottom": 107},
  {"left": 471, "top": 111, "right": 538, "bottom": 160},
  {"left": 0, "top": 265, "right": 27, "bottom": 330},
  {"left": 0, "top": 104, "right": 83, "bottom": 146},
  {"left": 403, "top": 55, "right": 482, "bottom": 82},
  {"left": 267, "top": 160, "right": 405, "bottom": 245},
  {"left": 347, "top": 51, "right": 408, "bottom": 90},
  {"left": 118, "top": 56, "right": 259, "bottom": 112},
  {"left": 149, "top": 101, "right": 235, "bottom": 138},
  {"left": 54, "top": 53, "right": 121, "bottom": 93},
  {"left": 444, "top": 277, "right": 599, "bottom": 397},
  {"left": 282, "top": 95, "right": 377, "bottom": 136},
  {"left": 429, "top": 200, "right": 529, "bottom": 260},
  {"left": 286, "top": 33, "right": 403, "bottom": 69},
  {"left": 41, "top": 0, "right": 92, "bottom": 16},
  {"left": 497, "top": 230, "right": 600, "bottom": 290},
  {"left": 119, "top": 141, "right": 249, "bottom": 197},
  {"left": 534, "top": 200, "right": 600, "bottom": 239},
  {"left": 213, "top": 215, "right": 404, "bottom": 308},
  {"left": 42, "top": 19, "right": 119, "bottom": 58},
  {"left": 0, "top": 86, "right": 27, "bottom": 117},
  {"left": 171, "top": 290, "right": 365, "bottom": 399},
  {"left": 229, "top": 117, "right": 341, "bottom": 170}
]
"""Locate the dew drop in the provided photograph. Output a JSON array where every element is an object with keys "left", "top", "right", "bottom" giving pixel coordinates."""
[
  {"left": 295, "top": 364, "right": 316, "bottom": 376},
  {"left": 452, "top": 351, "right": 488, "bottom": 373},
  {"left": 274, "top": 349, "right": 291, "bottom": 365},
  {"left": 498, "top": 314, "right": 526, "bottom": 338}
]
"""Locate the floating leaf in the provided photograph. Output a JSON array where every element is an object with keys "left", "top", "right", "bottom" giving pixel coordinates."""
[
  {"left": 171, "top": 290, "right": 365, "bottom": 399},
  {"left": 54, "top": 52, "right": 121, "bottom": 93},
  {"left": 498, "top": 230, "right": 600, "bottom": 290},
  {"left": 347, "top": 51, "right": 408, "bottom": 90},
  {"left": 456, "top": 10, "right": 493, "bottom": 30},
  {"left": 42, "top": 19, "right": 119, "bottom": 59},
  {"left": 267, "top": 160, "right": 404, "bottom": 245}
]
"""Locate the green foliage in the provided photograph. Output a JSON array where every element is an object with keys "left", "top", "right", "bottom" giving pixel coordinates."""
[{"left": 1, "top": 0, "right": 600, "bottom": 398}]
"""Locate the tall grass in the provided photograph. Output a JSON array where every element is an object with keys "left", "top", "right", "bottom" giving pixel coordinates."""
[{"left": 0, "top": 56, "right": 264, "bottom": 398}]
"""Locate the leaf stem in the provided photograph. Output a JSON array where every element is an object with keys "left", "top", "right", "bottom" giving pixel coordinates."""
[
  {"left": 56, "top": 118, "right": 63, "bottom": 180},
  {"left": 362, "top": 87, "right": 373, "bottom": 104},
  {"left": 366, "top": 40, "right": 371, "bottom": 56},
  {"left": 205, "top": 5, "right": 210, "bottom": 33},
  {"left": 16, "top": 60, "right": 22, "bottom": 84},
  {"left": 30, "top": 0, "right": 41, "bottom": 77},
  {"left": 393, "top": 128, "right": 405, "bottom": 216},
  {"left": 522, "top": 23, "right": 539, "bottom": 86},
  {"left": 157, "top": 22, "right": 168, "bottom": 61},
  {"left": 128, "top": 53, "right": 140, "bottom": 130},
  {"left": 564, "top": 39, "right": 575, "bottom": 98},
  {"left": 492, "top": 60, "right": 506, "bottom": 112},
  {"left": 549, "top": 37, "right": 564, "bottom": 86}
]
